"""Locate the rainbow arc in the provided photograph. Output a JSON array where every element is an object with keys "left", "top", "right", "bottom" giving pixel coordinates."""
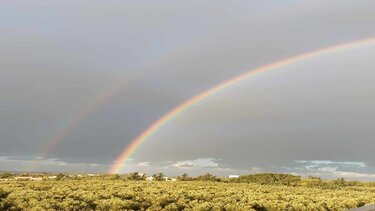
[{"left": 109, "top": 37, "right": 375, "bottom": 174}]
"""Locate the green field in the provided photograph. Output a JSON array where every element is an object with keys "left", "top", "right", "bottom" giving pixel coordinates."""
[{"left": 1, "top": 174, "right": 375, "bottom": 210}]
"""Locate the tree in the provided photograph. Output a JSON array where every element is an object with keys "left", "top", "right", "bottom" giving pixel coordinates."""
[
  {"left": 153, "top": 173, "right": 165, "bottom": 181},
  {"left": 178, "top": 173, "right": 191, "bottom": 181},
  {"left": 127, "top": 172, "right": 144, "bottom": 181},
  {"left": 308, "top": 175, "right": 322, "bottom": 180},
  {"left": 56, "top": 173, "right": 65, "bottom": 180},
  {"left": 333, "top": 178, "right": 346, "bottom": 186},
  {"left": 196, "top": 173, "right": 219, "bottom": 181},
  {"left": 112, "top": 174, "right": 120, "bottom": 180}
]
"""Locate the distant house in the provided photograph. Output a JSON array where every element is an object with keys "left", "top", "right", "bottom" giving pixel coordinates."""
[
  {"left": 163, "top": 177, "right": 176, "bottom": 181},
  {"left": 228, "top": 175, "right": 239, "bottom": 179},
  {"left": 146, "top": 176, "right": 154, "bottom": 181},
  {"left": 31, "top": 177, "right": 43, "bottom": 181},
  {"left": 137, "top": 173, "right": 145, "bottom": 178},
  {"left": 14, "top": 176, "right": 43, "bottom": 181},
  {"left": 163, "top": 177, "right": 169, "bottom": 181},
  {"left": 14, "top": 176, "right": 29, "bottom": 180}
]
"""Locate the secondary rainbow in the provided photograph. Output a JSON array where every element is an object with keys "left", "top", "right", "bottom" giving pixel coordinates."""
[
  {"left": 28, "top": 81, "right": 126, "bottom": 171},
  {"left": 27, "top": 38, "right": 194, "bottom": 171},
  {"left": 109, "top": 36, "right": 375, "bottom": 174}
]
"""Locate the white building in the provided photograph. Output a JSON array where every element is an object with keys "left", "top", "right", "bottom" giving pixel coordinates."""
[
  {"left": 14, "top": 176, "right": 43, "bottom": 181},
  {"left": 146, "top": 176, "right": 154, "bottom": 181},
  {"left": 228, "top": 175, "right": 239, "bottom": 179},
  {"left": 163, "top": 177, "right": 177, "bottom": 181}
]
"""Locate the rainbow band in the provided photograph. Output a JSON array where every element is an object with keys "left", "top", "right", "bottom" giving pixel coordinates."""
[
  {"left": 109, "top": 36, "right": 375, "bottom": 174},
  {"left": 28, "top": 81, "right": 126, "bottom": 171},
  {"left": 28, "top": 37, "right": 196, "bottom": 171}
]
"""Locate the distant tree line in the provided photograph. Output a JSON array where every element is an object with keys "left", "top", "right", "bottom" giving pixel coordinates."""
[
  {"left": 2, "top": 171, "right": 375, "bottom": 188},
  {"left": 231, "top": 173, "right": 301, "bottom": 186}
]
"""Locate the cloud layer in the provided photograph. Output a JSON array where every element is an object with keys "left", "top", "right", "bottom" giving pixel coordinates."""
[{"left": 1, "top": 0, "right": 375, "bottom": 180}]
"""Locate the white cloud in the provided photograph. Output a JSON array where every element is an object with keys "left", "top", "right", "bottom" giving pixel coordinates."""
[
  {"left": 335, "top": 171, "right": 375, "bottom": 179},
  {"left": 137, "top": 162, "right": 150, "bottom": 167},
  {"left": 250, "top": 167, "right": 264, "bottom": 174},
  {"left": 168, "top": 158, "right": 220, "bottom": 169},
  {"left": 295, "top": 160, "right": 367, "bottom": 168},
  {"left": 0, "top": 156, "right": 106, "bottom": 173},
  {"left": 317, "top": 166, "right": 338, "bottom": 173},
  {"left": 291, "top": 160, "right": 375, "bottom": 180}
]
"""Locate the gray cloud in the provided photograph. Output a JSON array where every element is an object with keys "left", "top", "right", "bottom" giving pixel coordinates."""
[
  {"left": 1, "top": 0, "right": 375, "bottom": 179},
  {"left": 135, "top": 43, "right": 375, "bottom": 177}
]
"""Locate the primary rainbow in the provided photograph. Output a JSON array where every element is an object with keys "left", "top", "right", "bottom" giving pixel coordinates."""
[{"left": 109, "top": 36, "right": 375, "bottom": 174}]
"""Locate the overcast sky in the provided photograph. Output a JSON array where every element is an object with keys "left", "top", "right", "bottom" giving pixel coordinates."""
[{"left": 1, "top": 0, "right": 375, "bottom": 180}]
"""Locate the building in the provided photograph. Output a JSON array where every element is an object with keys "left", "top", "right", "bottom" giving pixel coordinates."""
[
  {"left": 31, "top": 177, "right": 43, "bottom": 181},
  {"left": 146, "top": 176, "right": 154, "bottom": 181},
  {"left": 14, "top": 176, "right": 43, "bottom": 181},
  {"left": 163, "top": 177, "right": 177, "bottom": 181},
  {"left": 228, "top": 175, "right": 239, "bottom": 179}
]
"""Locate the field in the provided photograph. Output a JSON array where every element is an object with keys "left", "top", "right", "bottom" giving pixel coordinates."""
[{"left": 1, "top": 175, "right": 375, "bottom": 210}]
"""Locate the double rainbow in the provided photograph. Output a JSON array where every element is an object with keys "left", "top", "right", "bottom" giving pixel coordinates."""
[{"left": 109, "top": 37, "right": 375, "bottom": 174}]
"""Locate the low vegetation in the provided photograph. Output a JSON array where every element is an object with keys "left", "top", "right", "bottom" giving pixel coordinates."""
[{"left": 0, "top": 172, "right": 375, "bottom": 210}]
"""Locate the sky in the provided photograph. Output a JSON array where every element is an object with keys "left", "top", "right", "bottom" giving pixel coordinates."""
[{"left": 1, "top": 0, "right": 375, "bottom": 180}]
